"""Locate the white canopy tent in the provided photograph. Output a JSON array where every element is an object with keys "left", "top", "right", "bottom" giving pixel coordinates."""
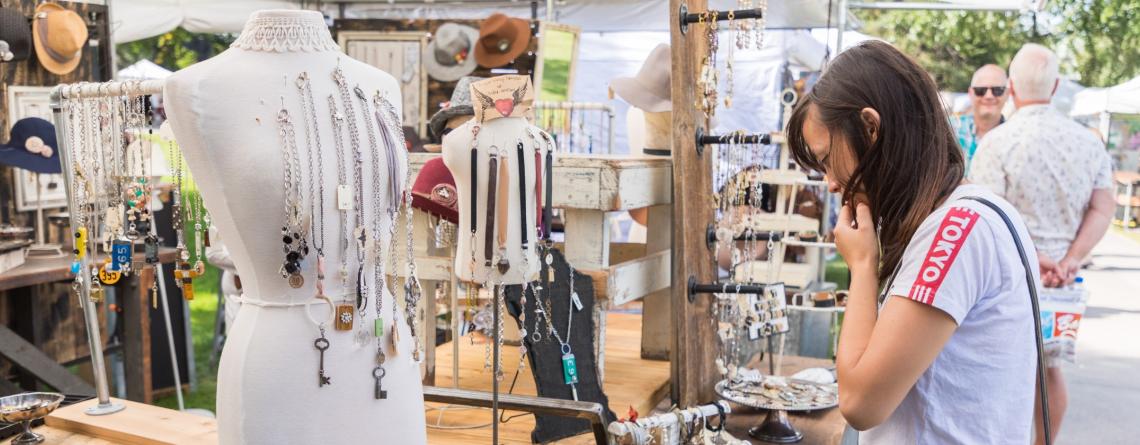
[
  {"left": 110, "top": 0, "right": 853, "bottom": 44},
  {"left": 117, "top": 59, "right": 174, "bottom": 80},
  {"left": 1070, "top": 76, "right": 1140, "bottom": 117}
]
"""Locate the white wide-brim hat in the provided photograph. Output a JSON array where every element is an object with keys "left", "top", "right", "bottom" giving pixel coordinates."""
[{"left": 610, "top": 43, "right": 672, "bottom": 113}]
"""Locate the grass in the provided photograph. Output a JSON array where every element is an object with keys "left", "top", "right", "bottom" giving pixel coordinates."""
[{"left": 152, "top": 188, "right": 222, "bottom": 413}]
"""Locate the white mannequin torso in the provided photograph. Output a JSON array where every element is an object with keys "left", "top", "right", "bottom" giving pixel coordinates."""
[
  {"left": 163, "top": 10, "right": 425, "bottom": 444},
  {"left": 442, "top": 117, "right": 543, "bottom": 284}
]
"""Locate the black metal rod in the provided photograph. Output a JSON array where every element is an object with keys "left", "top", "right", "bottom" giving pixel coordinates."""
[
  {"left": 698, "top": 133, "right": 771, "bottom": 146},
  {"left": 679, "top": 2, "right": 765, "bottom": 34},
  {"left": 706, "top": 224, "right": 783, "bottom": 249},
  {"left": 688, "top": 276, "right": 767, "bottom": 302}
]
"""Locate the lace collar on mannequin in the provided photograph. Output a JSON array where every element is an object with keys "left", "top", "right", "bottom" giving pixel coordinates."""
[{"left": 230, "top": 10, "right": 340, "bottom": 53}]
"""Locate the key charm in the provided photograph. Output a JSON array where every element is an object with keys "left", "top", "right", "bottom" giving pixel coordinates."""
[
  {"left": 314, "top": 333, "right": 331, "bottom": 387},
  {"left": 372, "top": 366, "right": 388, "bottom": 400}
]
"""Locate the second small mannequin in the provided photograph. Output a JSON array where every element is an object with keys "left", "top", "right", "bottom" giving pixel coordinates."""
[{"left": 442, "top": 117, "right": 544, "bottom": 284}]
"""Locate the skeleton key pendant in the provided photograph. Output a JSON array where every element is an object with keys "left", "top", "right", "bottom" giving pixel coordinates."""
[
  {"left": 372, "top": 366, "right": 388, "bottom": 400},
  {"left": 315, "top": 334, "right": 331, "bottom": 387}
]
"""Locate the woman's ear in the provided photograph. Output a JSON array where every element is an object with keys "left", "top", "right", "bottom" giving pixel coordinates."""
[{"left": 860, "top": 107, "right": 881, "bottom": 145}]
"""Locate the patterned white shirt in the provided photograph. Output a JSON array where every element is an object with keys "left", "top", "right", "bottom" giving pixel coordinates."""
[{"left": 968, "top": 104, "right": 1113, "bottom": 260}]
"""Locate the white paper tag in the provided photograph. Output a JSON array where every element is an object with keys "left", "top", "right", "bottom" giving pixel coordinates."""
[
  {"left": 337, "top": 185, "right": 352, "bottom": 210},
  {"left": 571, "top": 292, "right": 583, "bottom": 311}
]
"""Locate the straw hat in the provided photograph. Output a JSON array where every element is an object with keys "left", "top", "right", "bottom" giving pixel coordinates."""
[
  {"left": 425, "top": 23, "right": 480, "bottom": 82},
  {"left": 610, "top": 44, "right": 672, "bottom": 113},
  {"left": 474, "top": 13, "right": 530, "bottom": 68},
  {"left": 33, "top": 2, "right": 87, "bottom": 75}
]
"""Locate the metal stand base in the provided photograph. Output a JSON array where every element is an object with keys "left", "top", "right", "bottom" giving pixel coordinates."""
[
  {"left": 24, "top": 243, "right": 65, "bottom": 260},
  {"left": 12, "top": 429, "right": 45, "bottom": 445},
  {"left": 749, "top": 409, "right": 803, "bottom": 443},
  {"left": 84, "top": 401, "right": 126, "bottom": 416}
]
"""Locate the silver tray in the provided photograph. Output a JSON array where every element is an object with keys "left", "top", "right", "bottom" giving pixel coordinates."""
[{"left": 716, "top": 377, "right": 838, "bottom": 412}]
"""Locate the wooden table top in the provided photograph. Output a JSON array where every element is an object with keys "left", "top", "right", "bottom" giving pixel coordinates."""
[{"left": 0, "top": 247, "right": 178, "bottom": 292}]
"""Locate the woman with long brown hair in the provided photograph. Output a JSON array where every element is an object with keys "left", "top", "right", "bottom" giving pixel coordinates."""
[{"left": 786, "top": 41, "right": 1040, "bottom": 443}]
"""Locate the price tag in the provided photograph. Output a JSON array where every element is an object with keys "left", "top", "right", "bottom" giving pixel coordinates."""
[
  {"left": 571, "top": 292, "right": 583, "bottom": 311},
  {"left": 337, "top": 185, "right": 353, "bottom": 210}
]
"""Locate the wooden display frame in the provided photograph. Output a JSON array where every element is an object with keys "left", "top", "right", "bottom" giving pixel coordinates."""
[{"left": 337, "top": 31, "right": 431, "bottom": 138}]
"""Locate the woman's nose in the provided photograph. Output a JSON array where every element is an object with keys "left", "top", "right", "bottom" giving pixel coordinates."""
[{"left": 827, "top": 176, "right": 841, "bottom": 194}]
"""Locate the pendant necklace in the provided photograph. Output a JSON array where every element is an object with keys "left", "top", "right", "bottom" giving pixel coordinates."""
[
  {"left": 358, "top": 85, "right": 395, "bottom": 397},
  {"left": 328, "top": 92, "right": 356, "bottom": 331},
  {"left": 372, "top": 93, "right": 402, "bottom": 356},
  {"left": 333, "top": 67, "right": 369, "bottom": 337},
  {"left": 66, "top": 87, "right": 93, "bottom": 303},
  {"left": 375, "top": 92, "right": 424, "bottom": 363},
  {"left": 276, "top": 97, "right": 309, "bottom": 289},
  {"left": 296, "top": 72, "right": 327, "bottom": 300},
  {"left": 493, "top": 145, "right": 510, "bottom": 381},
  {"left": 545, "top": 259, "right": 581, "bottom": 401}
]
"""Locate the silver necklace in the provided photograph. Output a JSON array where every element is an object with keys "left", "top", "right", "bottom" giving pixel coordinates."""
[
  {"left": 327, "top": 93, "right": 356, "bottom": 331},
  {"left": 276, "top": 98, "right": 308, "bottom": 289}
]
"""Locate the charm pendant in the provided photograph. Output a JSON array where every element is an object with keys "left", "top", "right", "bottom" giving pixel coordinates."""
[
  {"left": 374, "top": 317, "right": 384, "bottom": 337},
  {"left": 335, "top": 304, "right": 355, "bottom": 331},
  {"left": 89, "top": 286, "right": 106, "bottom": 303},
  {"left": 288, "top": 274, "right": 304, "bottom": 288},
  {"left": 561, "top": 350, "right": 579, "bottom": 385}
]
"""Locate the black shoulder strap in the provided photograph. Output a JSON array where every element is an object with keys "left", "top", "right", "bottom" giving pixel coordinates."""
[{"left": 961, "top": 196, "right": 1052, "bottom": 445}]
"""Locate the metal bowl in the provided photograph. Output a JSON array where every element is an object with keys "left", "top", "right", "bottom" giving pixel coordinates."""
[
  {"left": 0, "top": 392, "right": 64, "bottom": 423},
  {"left": 0, "top": 392, "right": 65, "bottom": 444}
]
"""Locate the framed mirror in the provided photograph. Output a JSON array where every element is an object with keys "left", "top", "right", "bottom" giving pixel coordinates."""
[{"left": 338, "top": 31, "right": 431, "bottom": 138}]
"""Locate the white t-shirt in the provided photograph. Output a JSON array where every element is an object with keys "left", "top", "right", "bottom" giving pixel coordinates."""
[{"left": 860, "top": 184, "right": 1038, "bottom": 445}]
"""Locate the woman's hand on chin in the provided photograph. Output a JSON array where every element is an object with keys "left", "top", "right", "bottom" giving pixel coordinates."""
[{"left": 835, "top": 202, "right": 879, "bottom": 275}]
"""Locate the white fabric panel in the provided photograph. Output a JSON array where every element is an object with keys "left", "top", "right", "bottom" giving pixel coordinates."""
[
  {"left": 112, "top": 0, "right": 299, "bottom": 43},
  {"left": 571, "top": 30, "right": 804, "bottom": 159},
  {"left": 113, "top": 0, "right": 851, "bottom": 43},
  {"left": 327, "top": 0, "right": 849, "bottom": 32}
]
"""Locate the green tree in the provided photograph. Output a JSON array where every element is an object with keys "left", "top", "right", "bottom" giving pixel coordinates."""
[
  {"left": 859, "top": 9, "right": 1052, "bottom": 92},
  {"left": 859, "top": 1, "right": 1140, "bottom": 90},
  {"left": 116, "top": 28, "right": 235, "bottom": 72},
  {"left": 1056, "top": 0, "right": 1140, "bottom": 87}
]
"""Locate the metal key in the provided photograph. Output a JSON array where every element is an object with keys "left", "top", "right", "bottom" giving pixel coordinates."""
[
  {"left": 373, "top": 366, "right": 388, "bottom": 399},
  {"left": 315, "top": 335, "right": 331, "bottom": 387}
]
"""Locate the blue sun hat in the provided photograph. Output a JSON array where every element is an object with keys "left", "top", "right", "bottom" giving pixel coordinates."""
[{"left": 0, "top": 117, "right": 62, "bottom": 174}]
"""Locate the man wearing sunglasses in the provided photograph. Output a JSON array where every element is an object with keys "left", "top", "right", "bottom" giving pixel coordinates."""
[{"left": 953, "top": 64, "right": 1009, "bottom": 173}]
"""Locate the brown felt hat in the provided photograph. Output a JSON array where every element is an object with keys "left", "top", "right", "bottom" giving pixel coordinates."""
[
  {"left": 474, "top": 13, "right": 530, "bottom": 69},
  {"left": 33, "top": 2, "right": 87, "bottom": 75}
]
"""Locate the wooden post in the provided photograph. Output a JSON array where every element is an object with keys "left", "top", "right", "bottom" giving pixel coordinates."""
[
  {"left": 641, "top": 204, "right": 673, "bottom": 360},
  {"left": 669, "top": 0, "right": 719, "bottom": 406}
]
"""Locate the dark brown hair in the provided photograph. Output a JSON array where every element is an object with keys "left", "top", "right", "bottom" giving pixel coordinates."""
[{"left": 786, "top": 41, "right": 964, "bottom": 281}]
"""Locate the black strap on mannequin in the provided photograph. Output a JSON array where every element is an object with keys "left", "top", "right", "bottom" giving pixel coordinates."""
[
  {"left": 517, "top": 141, "right": 528, "bottom": 249},
  {"left": 962, "top": 196, "right": 1051, "bottom": 445},
  {"left": 470, "top": 146, "right": 478, "bottom": 235},
  {"left": 484, "top": 153, "right": 498, "bottom": 266},
  {"left": 543, "top": 143, "right": 553, "bottom": 241}
]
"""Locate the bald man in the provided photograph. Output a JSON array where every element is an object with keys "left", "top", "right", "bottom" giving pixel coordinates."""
[{"left": 954, "top": 64, "right": 1009, "bottom": 173}]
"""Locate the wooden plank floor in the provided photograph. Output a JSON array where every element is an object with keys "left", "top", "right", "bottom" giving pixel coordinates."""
[{"left": 425, "top": 312, "right": 670, "bottom": 444}]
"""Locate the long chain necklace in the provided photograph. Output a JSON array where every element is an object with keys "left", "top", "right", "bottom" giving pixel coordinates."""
[
  {"left": 328, "top": 93, "right": 356, "bottom": 331},
  {"left": 276, "top": 98, "right": 309, "bottom": 289},
  {"left": 296, "top": 72, "right": 327, "bottom": 299},
  {"left": 332, "top": 67, "right": 370, "bottom": 344},
  {"left": 374, "top": 92, "right": 424, "bottom": 363},
  {"left": 355, "top": 84, "right": 396, "bottom": 398},
  {"left": 372, "top": 93, "right": 403, "bottom": 358},
  {"left": 465, "top": 124, "right": 481, "bottom": 339}
]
